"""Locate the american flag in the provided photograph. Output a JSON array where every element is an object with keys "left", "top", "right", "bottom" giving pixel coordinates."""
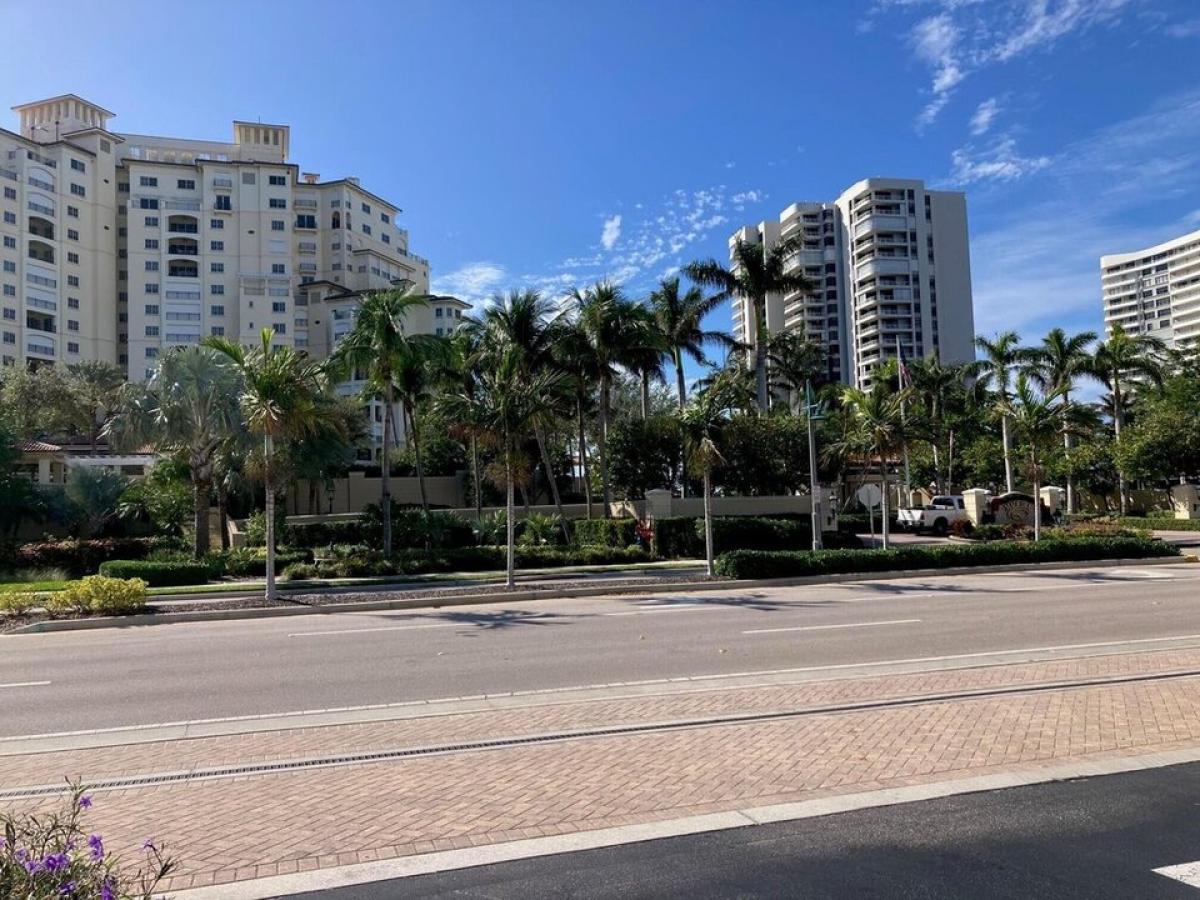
[{"left": 895, "top": 338, "right": 911, "bottom": 390}]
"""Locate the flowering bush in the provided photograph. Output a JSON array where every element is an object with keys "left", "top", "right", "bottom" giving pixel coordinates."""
[
  {"left": 37, "top": 577, "right": 147, "bottom": 618},
  {"left": 0, "top": 783, "right": 174, "bottom": 898},
  {"left": 0, "top": 592, "right": 41, "bottom": 617}
]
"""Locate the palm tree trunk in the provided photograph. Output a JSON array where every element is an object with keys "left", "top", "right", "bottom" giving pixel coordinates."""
[
  {"left": 676, "top": 354, "right": 689, "bottom": 498},
  {"left": 947, "top": 429, "right": 955, "bottom": 493},
  {"left": 264, "top": 434, "right": 277, "bottom": 603},
  {"left": 753, "top": 299, "right": 769, "bottom": 412},
  {"left": 505, "top": 456, "right": 515, "bottom": 590},
  {"left": 216, "top": 484, "right": 230, "bottom": 551},
  {"left": 640, "top": 371, "right": 651, "bottom": 420},
  {"left": 381, "top": 389, "right": 393, "bottom": 557},
  {"left": 471, "top": 436, "right": 483, "bottom": 519},
  {"left": 1113, "top": 377, "right": 1127, "bottom": 516},
  {"left": 931, "top": 442, "right": 942, "bottom": 495},
  {"left": 191, "top": 469, "right": 211, "bottom": 559},
  {"left": 577, "top": 395, "right": 593, "bottom": 519},
  {"left": 879, "top": 460, "right": 891, "bottom": 551},
  {"left": 535, "top": 423, "right": 570, "bottom": 543},
  {"left": 1032, "top": 458, "right": 1042, "bottom": 542},
  {"left": 598, "top": 376, "right": 613, "bottom": 518},
  {"left": 1001, "top": 414, "right": 1014, "bottom": 494},
  {"left": 407, "top": 404, "right": 429, "bottom": 514},
  {"left": 702, "top": 469, "right": 715, "bottom": 577}
]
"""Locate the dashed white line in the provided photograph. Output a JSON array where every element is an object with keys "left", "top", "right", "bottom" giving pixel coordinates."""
[
  {"left": 742, "top": 619, "right": 922, "bottom": 636},
  {"left": 603, "top": 605, "right": 723, "bottom": 616},
  {"left": 0, "top": 681, "right": 51, "bottom": 689}
]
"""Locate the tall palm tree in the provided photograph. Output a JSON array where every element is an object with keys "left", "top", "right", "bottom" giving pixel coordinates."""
[
  {"left": 207, "top": 329, "right": 331, "bottom": 602},
  {"left": 969, "top": 331, "right": 1029, "bottom": 494},
  {"left": 553, "top": 320, "right": 601, "bottom": 518},
  {"left": 833, "top": 384, "right": 908, "bottom": 549},
  {"left": 1092, "top": 325, "right": 1165, "bottom": 515},
  {"left": 685, "top": 238, "right": 813, "bottom": 411},
  {"left": 1025, "top": 328, "right": 1097, "bottom": 513},
  {"left": 328, "top": 287, "right": 434, "bottom": 555},
  {"left": 568, "top": 281, "right": 645, "bottom": 517},
  {"left": 1001, "top": 374, "right": 1078, "bottom": 541},
  {"left": 906, "top": 355, "right": 964, "bottom": 493},
  {"left": 439, "top": 344, "right": 564, "bottom": 588},
  {"left": 391, "top": 337, "right": 446, "bottom": 514},
  {"left": 681, "top": 390, "right": 727, "bottom": 577},
  {"left": 439, "top": 320, "right": 486, "bottom": 518},
  {"left": 695, "top": 355, "right": 757, "bottom": 415},
  {"left": 648, "top": 276, "right": 735, "bottom": 411},
  {"left": 480, "top": 290, "right": 570, "bottom": 537},
  {"left": 625, "top": 302, "right": 669, "bottom": 421},
  {"left": 766, "top": 331, "right": 826, "bottom": 413},
  {"left": 105, "top": 346, "right": 243, "bottom": 558}
]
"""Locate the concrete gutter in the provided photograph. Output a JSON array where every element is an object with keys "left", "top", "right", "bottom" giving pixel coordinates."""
[{"left": 10, "top": 554, "right": 1193, "bottom": 635}]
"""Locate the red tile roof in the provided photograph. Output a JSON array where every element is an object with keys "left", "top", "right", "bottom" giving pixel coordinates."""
[{"left": 15, "top": 439, "right": 62, "bottom": 453}]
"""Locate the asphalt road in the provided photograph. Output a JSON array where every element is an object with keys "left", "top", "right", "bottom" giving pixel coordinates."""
[
  {"left": 2, "top": 563, "right": 1200, "bottom": 737},
  {"left": 295, "top": 762, "right": 1200, "bottom": 899}
]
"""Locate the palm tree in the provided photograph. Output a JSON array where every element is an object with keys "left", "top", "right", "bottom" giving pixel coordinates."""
[
  {"left": 480, "top": 290, "right": 570, "bottom": 538},
  {"left": 695, "top": 355, "right": 757, "bottom": 415},
  {"left": 834, "top": 384, "right": 908, "bottom": 549},
  {"left": 391, "top": 337, "right": 445, "bottom": 514},
  {"left": 1025, "top": 328, "right": 1097, "bottom": 513},
  {"left": 105, "top": 346, "right": 243, "bottom": 558},
  {"left": 681, "top": 391, "right": 727, "bottom": 577},
  {"left": 553, "top": 320, "right": 601, "bottom": 518},
  {"left": 1092, "top": 325, "right": 1165, "bottom": 514},
  {"left": 906, "top": 355, "right": 964, "bottom": 493},
  {"left": 68, "top": 360, "right": 126, "bottom": 450},
  {"left": 969, "top": 331, "right": 1029, "bottom": 494},
  {"left": 648, "top": 276, "right": 735, "bottom": 411},
  {"left": 1001, "top": 374, "right": 1078, "bottom": 541},
  {"left": 206, "top": 329, "right": 331, "bottom": 602},
  {"left": 625, "top": 302, "right": 669, "bottom": 420},
  {"left": 328, "top": 287, "right": 434, "bottom": 555},
  {"left": 439, "top": 344, "right": 564, "bottom": 588},
  {"left": 767, "top": 331, "right": 825, "bottom": 413},
  {"left": 439, "top": 321, "right": 486, "bottom": 519},
  {"left": 568, "top": 281, "right": 645, "bottom": 517},
  {"left": 685, "top": 238, "right": 813, "bottom": 411}
]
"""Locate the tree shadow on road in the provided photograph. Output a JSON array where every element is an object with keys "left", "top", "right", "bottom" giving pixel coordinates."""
[
  {"left": 614, "top": 593, "right": 788, "bottom": 612},
  {"left": 424, "top": 608, "right": 574, "bottom": 632}
]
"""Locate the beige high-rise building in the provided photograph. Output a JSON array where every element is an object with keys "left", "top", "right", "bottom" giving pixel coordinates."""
[
  {"left": 731, "top": 177, "right": 975, "bottom": 389},
  {"left": 1101, "top": 228, "right": 1200, "bottom": 347},
  {"left": 2, "top": 93, "right": 447, "bottom": 453}
]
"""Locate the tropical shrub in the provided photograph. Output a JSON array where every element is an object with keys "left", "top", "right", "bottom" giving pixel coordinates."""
[
  {"left": 652, "top": 516, "right": 703, "bottom": 559},
  {"left": 281, "top": 562, "right": 319, "bottom": 581},
  {"left": 573, "top": 517, "right": 638, "bottom": 548},
  {"left": 715, "top": 536, "right": 1180, "bottom": 579},
  {"left": 282, "top": 519, "right": 371, "bottom": 548},
  {"left": 0, "top": 783, "right": 174, "bottom": 899},
  {"left": 949, "top": 519, "right": 975, "bottom": 538},
  {"left": 312, "top": 545, "right": 654, "bottom": 578},
  {"left": 59, "top": 575, "right": 148, "bottom": 616},
  {"left": 14, "top": 537, "right": 182, "bottom": 576},
  {"left": 519, "top": 513, "right": 565, "bottom": 547},
  {"left": 708, "top": 516, "right": 813, "bottom": 555},
  {"left": 0, "top": 591, "right": 39, "bottom": 616},
  {"left": 221, "top": 547, "right": 314, "bottom": 577},
  {"left": 98, "top": 560, "right": 211, "bottom": 587},
  {"left": 473, "top": 510, "right": 509, "bottom": 545}
]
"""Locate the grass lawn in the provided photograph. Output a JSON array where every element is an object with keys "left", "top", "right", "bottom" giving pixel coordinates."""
[{"left": 0, "top": 579, "right": 71, "bottom": 594}]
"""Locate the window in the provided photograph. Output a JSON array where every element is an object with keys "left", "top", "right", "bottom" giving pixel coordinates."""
[
  {"left": 435, "top": 307, "right": 444, "bottom": 318},
  {"left": 139, "top": 198, "right": 158, "bottom": 209},
  {"left": 271, "top": 220, "right": 285, "bottom": 231},
  {"left": 210, "top": 240, "right": 224, "bottom": 251},
  {"left": 67, "top": 275, "right": 79, "bottom": 287},
  {"left": 382, "top": 233, "right": 390, "bottom": 245},
  {"left": 362, "top": 224, "right": 371, "bottom": 235},
  {"left": 213, "top": 196, "right": 231, "bottom": 211},
  {"left": 145, "top": 325, "right": 159, "bottom": 336},
  {"left": 118, "top": 227, "right": 127, "bottom": 237},
  {"left": 100, "top": 139, "right": 111, "bottom": 153},
  {"left": 436, "top": 327, "right": 444, "bottom": 336},
  {"left": 144, "top": 216, "right": 158, "bottom": 227},
  {"left": 145, "top": 303, "right": 160, "bottom": 315},
  {"left": 177, "top": 179, "right": 195, "bottom": 190},
  {"left": 67, "top": 252, "right": 79, "bottom": 264},
  {"left": 2, "top": 309, "right": 13, "bottom": 320},
  {"left": 269, "top": 198, "right": 286, "bottom": 209},
  {"left": 211, "top": 262, "right": 224, "bottom": 273},
  {"left": 145, "top": 347, "right": 158, "bottom": 358},
  {"left": 2, "top": 262, "right": 13, "bottom": 273},
  {"left": 295, "top": 214, "right": 316, "bottom": 229},
  {"left": 273, "top": 322, "right": 286, "bottom": 334},
  {"left": 2, "top": 237, "right": 13, "bottom": 249},
  {"left": 381, "top": 212, "right": 390, "bottom": 223},
  {"left": 2, "top": 187, "right": 13, "bottom": 200},
  {"left": 211, "top": 326, "right": 225, "bottom": 336},
  {"left": 211, "top": 304, "right": 225, "bottom": 315},
  {"left": 68, "top": 342, "right": 79, "bottom": 354},
  {"left": 242, "top": 172, "right": 256, "bottom": 185},
  {"left": 140, "top": 176, "right": 158, "bottom": 187},
  {"left": 145, "top": 261, "right": 159, "bottom": 271},
  {"left": 211, "top": 285, "right": 225, "bottom": 296},
  {"left": 68, "top": 320, "right": 79, "bottom": 332},
  {"left": 272, "top": 301, "right": 287, "bottom": 312},
  {"left": 331, "top": 262, "right": 342, "bottom": 271},
  {"left": 145, "top": 284, "right": 159, "bottom": 294},
  {"left": 2, "top": 286, "right": 13, "bottom": 297},
  {"left": 2, "top": 213, "right": 13, "bottom": 225},
  {"left": 118, "top": 182, "right": 129, "bottom": 193},
  {"left": 271, "top": 263, "right": 286, "bottom": 274},
  {"left": 268, "top": 174, "right": 286, "bottom": 186},
  {"left": 67, "top": 206, "right": 79, "bottom": 218},
  {"left": 361, "top": 202, "right": 370, "bottom": 213},
  {"left": 70, "top": 183, "right": 86, "bottom": 197},
  {"left": 67, "top": 229, "right": 79, "bottom": 241},
  {"left": 145, "top": 239, "right": 159, "bottom": 250},
  {"left": 68, "top": 297, "right": 79, "bottom": 309},
  {"left": 3, "top": 333, "right": 13, "bottom": 345}
]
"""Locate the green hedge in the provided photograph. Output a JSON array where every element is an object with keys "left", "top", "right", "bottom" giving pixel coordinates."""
[
  {"left": 98, "top": 559, "right": 213, "bottom": 587},
  {"left": 652, "top": 517, "right": 704, "bottom": 559},
  {"left": 573, "top": 517, "right": 638, "bottom": 548},
  {"left": 1112, "top": 516, "right": 1200, "bottom": 532},
  {"left": 282, "top": 520, "right": 371, "bottom": 547},
  {"left": 714, "top": 536, "right": 1180, "bottom": 580},
  {"left": 314, "top": 545, "right": 654, "bottom": 578},
  {"left": 222, "top": 548, "right": 314, "bottom": 577},
  {"left": 709, "top": 516, "right": 812, "bottom": 555},
  {"left": 15, "top": 537, "right": 185, "bottom": 576}
]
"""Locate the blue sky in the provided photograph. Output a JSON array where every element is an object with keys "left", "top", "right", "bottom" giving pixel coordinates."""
[{"left": 4, "top": 0, "right": 1200, "bottom": 364}]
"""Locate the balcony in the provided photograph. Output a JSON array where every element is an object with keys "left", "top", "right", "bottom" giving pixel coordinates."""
[
  {"left": 26, "top": 150, "right": 56, "bottom": 168},
  {"left": 853, "top": 213, "right": 909, "bottom": 238},
  {"left": 26, "top": 295, "right": 56, "bottom": 312},
  {"left": 165, "top": 333, "right": 200, "bottom": 344},
  {"left": 26, "top": 272, "right": 57, "bottom": 289},
  {"left": 27, "top": 337, "right": 56, "bottom": 357},
  {"left": 164, "top": 199, "right": 201, "bottom": 211},
  {"left": 297, "top": 241, "right": 317, "bottom": 253},
  {"left": 0, "top": 169, "right": 16, "bottom": 181},
  {"left": 167, "top": 222, "right": 199, "bottom": 234},
  {"left": 27, "top": 176, "right": 54, "bottom": 192},
  {"left": 167, "top": 240, "right": 199, "bottom": 256},
  {"left": 164, "top": 289, "right": 201, "bottom": 300},
  {"left": 167, "top": 262, "right": 198, "bottom": 278},
  {"left": 27, "top": 200, "right": 55, "bottom": 217},
  {"left": 856, "top": 257, "right": 913, "bottom": 280},
  {"left": 212, "top": 177, "right": 233, "bottom": 189},
  {"left": 27, "top": 241, "right": 55, "bottom": 264},
  {"left": 294, "top": 198, "right": 318, "bottom": 209}
]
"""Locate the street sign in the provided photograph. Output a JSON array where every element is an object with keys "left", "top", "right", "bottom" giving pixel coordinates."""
[{"left": 856, "top": 483, "right": 882, "bottom": 509}]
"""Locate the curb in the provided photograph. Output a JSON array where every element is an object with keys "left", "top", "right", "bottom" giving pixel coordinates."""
[
  {"left": 10, "top": 555, "right": 1192, "bottom": 635},
  {"left": 169, "top": 745, "right": 1200, "bottom": 899}
]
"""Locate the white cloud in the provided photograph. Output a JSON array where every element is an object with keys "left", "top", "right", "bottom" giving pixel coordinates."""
[
  {"left": 969, "top": 97, "right": 1000, "bottom": 135},
  {"left": 430, "top": 261, "right": 507, "bottom": 308},
  {"left": 1167, "top": 18, "right": 1200, "bottom": 38},
  {"left": 990, "top": 0, "right": 1131, "bottom": 62},
  {"left": 949, "top": 137, "right": 1050, "bottom": 183},
  {"left": 600, "top": 214, "right": 622, "bottom": 251},
  {"left": 724, "top": 161, "right": 736, "bottom": 169}
]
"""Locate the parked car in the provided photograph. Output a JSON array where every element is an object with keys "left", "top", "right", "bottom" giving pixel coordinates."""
[{"left": 897, "top": 495, "right": 970, "bottom": 535}]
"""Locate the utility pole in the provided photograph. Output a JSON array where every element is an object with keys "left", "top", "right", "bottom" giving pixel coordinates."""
[
  {"left": 896, "top": 335, "right": 912, "bottom": 509},
  {"left": 805, "top": 380, "right": 824, "bottom": 551}
]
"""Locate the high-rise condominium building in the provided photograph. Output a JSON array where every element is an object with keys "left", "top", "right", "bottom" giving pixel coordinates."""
[
  {"left": 730, "top": 178, "right": 975, "bottom": 389},
  {"left": 1100, "top": 228, "right": 1200, "bottom": 347}
]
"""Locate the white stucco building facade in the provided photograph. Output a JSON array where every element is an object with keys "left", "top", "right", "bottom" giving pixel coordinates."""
[{"left": 1101, "top": 228, "right": 1200, "bottom": 347}]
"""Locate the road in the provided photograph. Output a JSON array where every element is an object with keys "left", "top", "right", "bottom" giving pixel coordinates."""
[
  {"left": 2, "top": 563, "right": 1200, "bottom": 737},
  {"left": 300, "top": 762, "right": 1200, "bottom": 899}
]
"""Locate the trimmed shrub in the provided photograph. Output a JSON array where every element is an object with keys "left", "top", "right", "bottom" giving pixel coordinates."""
[
  {"left": 0, "top": 592, "right": 39, "bottom": 616},
  {"left": 314, "top": 545, "right": 654, "bottom": 578},
  {"left": 98, "top": 559, "right": 212, "bottom": 587},
  {"left": 708, "top": 516, "right": 812, "bottom": 555},
  {"left": 281, "top": 562, "right": 319, "bottom": 581},
  {"left": 222, "top": 547, "right": 314, "bottom": 577},
  {"left": 282, "top": 519, "right": 371, "bottom": 548},
  {"left": 573, "top": 517, "right": 638, "bottom": 548},
  {"left": 14, "top": 537, "right": 182, "bottom": 576},
  {"left": 714, "top": 536, "right": 1180, "bottom": 580},
  {"left": 1113, "top": 516, "right": 1200, "bottom": 532},
  {"left": 652, "top": 517, "right": 703, "bottom": 559},
  {"left": 59, "top": 575, "right": 148, "bottom": 615}
]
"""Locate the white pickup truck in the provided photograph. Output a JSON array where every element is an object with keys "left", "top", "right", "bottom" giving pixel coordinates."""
[{"left": 896, "top": 495, "right": 970, "bottom": 535}]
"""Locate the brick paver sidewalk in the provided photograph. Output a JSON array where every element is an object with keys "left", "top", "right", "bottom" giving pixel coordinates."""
[{"left": 6, "top": 648, "right": 1200, "bottom": 891}]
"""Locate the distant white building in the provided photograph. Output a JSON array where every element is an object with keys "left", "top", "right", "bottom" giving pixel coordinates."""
[
  {"left": 1101, "top": 228, "right": 1200, "bottom": 347},
  {"left": 730, "top": 177, "right": 976, "bottom": 388}
]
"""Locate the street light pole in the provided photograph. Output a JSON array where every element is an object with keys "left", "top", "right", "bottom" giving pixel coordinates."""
[{"left": 805, "top": 380, "right": 823, "bottom": 552}]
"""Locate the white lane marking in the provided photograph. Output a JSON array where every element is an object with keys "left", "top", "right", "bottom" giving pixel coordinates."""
[
  {"left": 0, "top": 681, "right": 50, "bottom": 689},
  {"left": 603, "top": 605, "right": 724, "bottom": 616},
  {"left": 742, "top": 619, "right": 922, "bottom": 636},
  {"left": 1153, "top": 861, "right": 1200, "bottom": 887},
  {"left": 288, "top": 623, "right": 464, "bottom": 638}
]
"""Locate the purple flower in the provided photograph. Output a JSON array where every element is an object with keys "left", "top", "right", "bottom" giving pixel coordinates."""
[
  {"left": 58, "top": 882, "right": 77, "bottom": 897},
  {"left": 43, "top": 851, "right": 70, "bottom": 872},
  {"left": 77, "top": 794, "right": 93, "bottom": 809},
  {"left": 88, "top": 833, "right": 104, "bottom": 860},
  {"left": 101, "top": 879, "right": 116, "bottom": 900},
  {"left": 142, "top": 837, "right": 156, "bottom": 851}
]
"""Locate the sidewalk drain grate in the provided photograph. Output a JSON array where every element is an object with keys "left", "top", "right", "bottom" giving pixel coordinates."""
[{"left": 4, "top": 668, "right": 1200, "bottom": 801}]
